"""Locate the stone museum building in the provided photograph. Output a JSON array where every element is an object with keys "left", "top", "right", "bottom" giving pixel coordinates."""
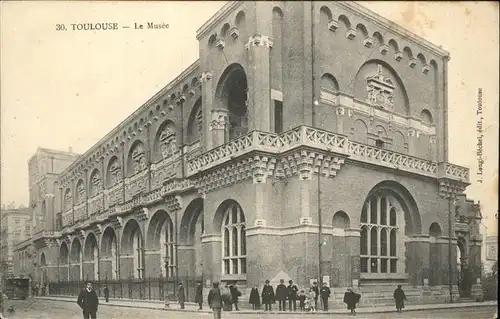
[{"left": 18, "top": 1, "right": 484, "bottom": 304}]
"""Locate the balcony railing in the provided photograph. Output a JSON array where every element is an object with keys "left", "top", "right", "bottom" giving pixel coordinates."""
[{"left": 54, "top": 125, "right": 469, "bottom": 232}]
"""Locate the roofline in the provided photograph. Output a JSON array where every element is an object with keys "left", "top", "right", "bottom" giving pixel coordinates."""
[
  {"left": 57, "top": 59, "right": 201, "bottom": 181},
  {"left": 196, "top": 1, "right": 243, "bottom": 40},
  {"left": 344, "top": 1, "right": 450, "bottom": 58}
]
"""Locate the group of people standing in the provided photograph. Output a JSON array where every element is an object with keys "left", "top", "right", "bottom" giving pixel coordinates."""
[{"left": 248, "top": 279, "right": 332, "bottom": 312}]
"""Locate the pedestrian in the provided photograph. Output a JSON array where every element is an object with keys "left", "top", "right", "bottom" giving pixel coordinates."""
[
  {"left": 207, "top": 282, "right": 223, "bottom": 319},
  {"left": 320, "top": 282, "right": 331, "bottom": 311},
  {"left": 393, "top": 285, "right": 407, "bottom": 313},
  {"left": 298, "top": 289, "right": 306, "bottom": 311},
  {"left": 76, "top": 281, "right": 99, "bottom": 319},
  {"left": 249, "top": 285, "right": 260, "bottom": 310},
  {"left": 261, "top": 280, "right": 275, "bottom": 311},
  {"left": 287, "top": 280, "right": 298, "bottom": 311},
  {"left": 103, "top": 286, "right": 109, "bottom": 303},
  {"left": 229, "top": 282, "right": 241, "bottom": 311},
  {"left": 306, "top": 288, "right": 316, "bottom": 312},
  {"left": 195, "top": 282, "right": 203, "bottom": 310},
  {"left": 311, "top": 281, "right": 319, "bottom": 310},
  {"left": 221, "top": 283, "right": 232, "bottom": 311},
  {"left": 275, "top": 279, "right": 287, "bottom": 311},
  {"left": 177, "top": 282, "right": 185, "bottom": 309},
  {"left": 343, "top": 288, "right": 360, "bottom": 316}
]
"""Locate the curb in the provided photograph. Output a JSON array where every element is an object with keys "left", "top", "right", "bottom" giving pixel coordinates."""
[{"left": 34, "top": 297, "right": 497, "bottom": 315}]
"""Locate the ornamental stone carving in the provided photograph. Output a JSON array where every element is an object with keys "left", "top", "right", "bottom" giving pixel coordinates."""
[
  {"left": 64, "top": 190, "right": 72, "bottom": 210},
  {"left": 201, "top": 71, "right": 212, "bottom": 82},
  {"left": 131, "top": 144, "right": 147, "bottom": 174},
  {"left": 245, "top": 33, "right": 273, "bottom": 50},
  {"left": 159, "top": 126, "right": 177, "bottom": 159},
  {"left": 76, "top": 181, "right": 85, "bottom": 204},
  {"left": 109, "top": 160, "right": 122, "bottom": 186},
  {"left": 366, "top": 64, "right": 395, "bottom": 110},
  {"left": 210, "top": 109, "right": 229, "bottom": 131},
  {"left": 90, "top": 172, "right": 102, "bottom": 196}
]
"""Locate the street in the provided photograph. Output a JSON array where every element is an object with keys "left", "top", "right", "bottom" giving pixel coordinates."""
[{"left": 2, "top": 299, "right": 497, "bottom": 319}]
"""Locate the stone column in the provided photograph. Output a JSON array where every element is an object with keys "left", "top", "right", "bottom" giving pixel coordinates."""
[
  {"left": 245, "top": 33, "right": 273, "bottom": 132},
  {"left": 405, "top": 236, "right": 430, "bottom": 286},
  {"left": 345, "top": 229, "right": 360, "bottom": 287},
  {"left": 200, "top": 234, "right": 222, "bottom": 283},
  {"left": 210, "top": 108, "right": 229, "bottom": 147},
  {"left": 202, "top": 71, "right": 214, "bottom": 150}
]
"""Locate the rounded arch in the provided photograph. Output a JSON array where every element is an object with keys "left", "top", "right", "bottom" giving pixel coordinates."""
[
  {"left": 235, "top": 10, "right": 246, "bottom": 27},
  {"left": 356, "top": 23, "right": 368, "bottom": 38},
  {"left": 351, "top": 118, "right": 368, "bottom": 144},
  {"left": 420, "top": 109, "right": 433, "bottom": 125},
  {"left": 40, "top": 252, "right": 46, "bottom": 266},
  {"left": 403, "top": 46, "right": 413, "bottom": 59},
  {"left": 179, "top": 198, "right": 204, "bottom": 245},
  {"left": 353, "top": 59, "right": 410, "bottom": 115},
  {"left": 388, "top": 39, "right": 399, "bottom": 52},
  {"left": 208, "top": 34, "right": 217, "bottom": 48},
  {"left": 320, "top": 73, "right": 339, "bottom": 92},
  {"left": 365, "top": 180, "right": 422, "bottom": 234},
  {"left": 220, "top": 23, "right": 230, "bottom": 38},
  {"left": 429, "top": 222, "right": 442, "bottom": 238},
  {"left": 100, "top": 226, "right": 117, "bottom": 256},
  {"left": 332, "top": 211, "right": 350, "bottom": 229},
  {"left": 154, "top": 120, "right": 177, "bottom": 162},
  {"left": 393, "top": 130, "right": 407, "bottom": 153},
  {"left": 106, "top": 156, "right": 122, "bottom": 187},
  {"left": 146, "top": 210, "right": 174, "bottom": 250},
  {"left": 70, "top": 238, "right": 82, "bottom": 263},
  {"left": 373, "top": 31, "right": 384, "bottom": 45},
  {"left": 75, "top": 179, "right": 85, "bottom": 204},
  {"left": 187, "top": 98, "right": 203, "bottom": 144},
  {"left": 272, "top": 6, "right": 284, "bottom": 20},
  {"left": 60, "top": 242, "right": 69, "bottom": 264},
  {"left": 417, "top": 53, "right": 427, "bottom": 65},
  {"left": 338, "top": 14, "right": 351, "bottom": 29},
  {"left": 375, "top": 125, "right": 388, "bottom": 138},
  {"left": 89, "top": 168, "right": 102, "bottom": 197},
  {"left": 83, "top": 232, "right": 99, "bottom": 261},
  {"left": 430, "top": 59, "right": 438, "bottom": 71},
  {"left": 320, "top": 6, "right": 333, "bottom": 21},
  {"left": 126, "top": 139, "right": 147, "bottom": 177},
  {"left": 121, "top": 218, "right": 143, "bottom": 255},
  {"left": 215, "top": 63, "right": 248, "bottom": 140},
  {"left": 213, "top": 199, "right": 245, "bottom": 231}
]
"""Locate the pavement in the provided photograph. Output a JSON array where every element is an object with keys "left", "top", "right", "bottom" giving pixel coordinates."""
[{"left": 33, "top": 295, "right": 498, "bottom": 315}]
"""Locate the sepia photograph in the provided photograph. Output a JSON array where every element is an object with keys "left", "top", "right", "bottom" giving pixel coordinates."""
[{"left": 0, "top": 1, "right": 498, "bottom": 319}]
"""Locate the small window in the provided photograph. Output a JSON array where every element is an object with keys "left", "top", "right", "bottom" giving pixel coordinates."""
[
  {"left": 274, "top": 101, "right": 283, "bottom": 133},
  {"left": 376, "top": 139, "right": 384, "bottom": 148}
]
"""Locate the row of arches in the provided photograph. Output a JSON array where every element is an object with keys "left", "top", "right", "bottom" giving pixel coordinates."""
[
  {"left": 62, "top": 100, "right": 203, "bottom": 208},
  {"left": 319, "top": 6, "right": 437, "bottom": 68}
]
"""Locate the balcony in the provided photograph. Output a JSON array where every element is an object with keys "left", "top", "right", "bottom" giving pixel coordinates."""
[
  {"left": 125, "top": 170, "right": 150, "bottom": 202},
  {"left": 88, "top": 193, "right": 104, "bottom": 216},
  {"left": 62, "top": 208, "right": 74, "bottom": 228},
  {"left": 74, "top": 201, "right": 88, "bottom": 223},
  {"left": 104, "top": 181, "right": 124, "bottom": 209}
]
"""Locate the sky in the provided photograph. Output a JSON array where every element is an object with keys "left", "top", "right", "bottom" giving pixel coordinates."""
[{"left": 1, "top": 1, "right": 498, "bottom": 235}]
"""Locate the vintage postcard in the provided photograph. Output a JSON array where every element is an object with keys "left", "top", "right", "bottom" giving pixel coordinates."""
[{"left": 0, "top": 1, "right": 498, "bottom": 318}]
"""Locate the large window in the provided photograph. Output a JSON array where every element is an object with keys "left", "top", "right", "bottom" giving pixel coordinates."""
[
  {"left": 360, "top": 195, "right": 398, "bottom": 274},
  {"left": 222, "top": 203, "right": 246, "bottom": 275}
]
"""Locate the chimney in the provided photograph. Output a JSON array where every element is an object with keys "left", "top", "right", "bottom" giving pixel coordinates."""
[{"left": 69, "top": 146, "right": 73, "bottom": 153}]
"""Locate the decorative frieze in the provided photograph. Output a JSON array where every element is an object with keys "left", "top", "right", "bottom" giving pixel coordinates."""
[
  {"left": 209, "top": 108, "right": 229, "bottom": 131},
  {"left": 124, "top": 170, "right": 149, "bottom": 201},
  {"left": 438, "top": 179, "right": 467, "bottom": 199},
  {"left": 366, "top": 64, "right": 395, "bottom": 110},
  {"left": 245, "top": 33, "right": 273, "bottom": 50},
  {"left": 201, "top": 71, "right": 212, "bottom": 82},
  {"left": 165, "top": 195, "right": 183, "bottom": 212}
]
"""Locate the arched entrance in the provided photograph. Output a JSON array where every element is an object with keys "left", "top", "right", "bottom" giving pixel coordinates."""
[
  {"left": 332, "top": 211, "right": 351, "bottom": 287},
  {"left": 121, "top": 219, "right": 145, "bottom": 279},
  {"left": 215, "top": 64, "right": 249, "bottom": 140},
  {"left": 60, "top": 242, "right": 70, "bottom": 281},
  {"left": 101, "top": 227, "right": 118, "bottom": 280},
  {"left": 429, "top": 222, "right": 443, "bottom": 285},
  {"left": 83, "top": 233, "right": 99, "bottom": 281},
  {"left": 70, "top": 239, "right": 83, "bottom": 281},
  {"left": 359, "top": 181, "right": 421, "bottom": 281},
  {"left": 39, "top": 252, "right": 47, "bottom": 287},
  {"left": 146, "top": 210, "right": 175, "bottom": 278},
  {"left": 179, "top": 198, "right": 204, "bottom": 279}
]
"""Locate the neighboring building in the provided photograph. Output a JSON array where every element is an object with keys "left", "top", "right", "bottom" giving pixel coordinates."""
[
  {"left": 18, "top": 1, "right": 482, "bottom": 304},
  {"left": 0, "top": 206, "right": 32, "bottom": 277},
  {"left": 483, "top": 235, "right": 498, "bottom": 274}
]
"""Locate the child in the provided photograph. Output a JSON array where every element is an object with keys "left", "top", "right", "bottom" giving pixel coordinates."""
[
  {"left": 298, "top": 289, "right": 306, "bottom": 311},
  {"left": 307, "top": 288, "right": 317, "bottom": 312}
]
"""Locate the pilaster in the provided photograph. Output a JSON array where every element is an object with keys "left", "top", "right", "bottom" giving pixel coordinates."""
[
  {"left": 245, "top": 33, "right": 273, "bottom": 132},
  {"left": 201, "top": 71, "right": 214, "bottom": 150},
  {"left": 209, "top": 108, "right": 229, "bottom": 147}
]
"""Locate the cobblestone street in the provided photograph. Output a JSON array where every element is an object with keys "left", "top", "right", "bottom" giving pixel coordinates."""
[{"left": 2, "top": 299, "right": 497, "bottom": 319}]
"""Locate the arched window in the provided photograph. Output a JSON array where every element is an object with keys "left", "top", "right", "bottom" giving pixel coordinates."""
[
  {"left": 360, "top": 194, "right": 400, "bottom": 274},
  {"left": 221, "top": 202, "right": 246, "bottom": 275}
]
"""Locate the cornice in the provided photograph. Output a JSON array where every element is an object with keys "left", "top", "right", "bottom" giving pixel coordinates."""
[
  {"left": 196, "top": 1, "right": 244, "bottom": 40},
  {"left": 342, "top": 1, "right": 450, "bottom": 58}
]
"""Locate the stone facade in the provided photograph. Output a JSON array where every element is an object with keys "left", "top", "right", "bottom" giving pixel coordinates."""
[{"left": 19, "top": 1, "right": 482, "bottom": 304}]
